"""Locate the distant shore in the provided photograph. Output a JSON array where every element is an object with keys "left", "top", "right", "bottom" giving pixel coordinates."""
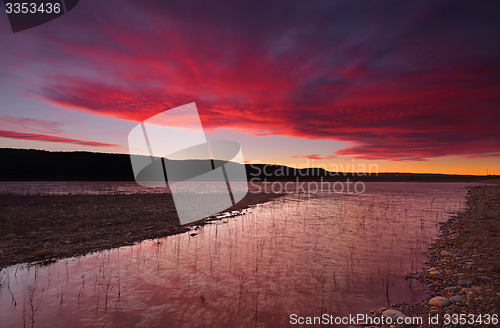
[
  {"left": 367, "top": 184, "right": 500, "bottom": 327},
  {"left": 0, "top": 191, "right": 282, "bottom": 270}
]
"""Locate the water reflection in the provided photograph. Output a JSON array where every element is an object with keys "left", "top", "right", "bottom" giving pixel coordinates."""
[{"left": 0, "top": 183, "right": 469, "bottom": 327}]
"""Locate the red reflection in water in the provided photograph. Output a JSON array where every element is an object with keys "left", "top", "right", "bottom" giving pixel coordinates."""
[{"left": 0, "top": 183, "right": 470, "bottom": 327}]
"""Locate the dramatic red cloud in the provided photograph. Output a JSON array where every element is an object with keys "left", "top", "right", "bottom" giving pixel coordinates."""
[
  {"left": 2, "top": 1, "right": 499, "bottom": 161},
  {"left": 0, "top": 130, "right": 121, "bottom": 148}
]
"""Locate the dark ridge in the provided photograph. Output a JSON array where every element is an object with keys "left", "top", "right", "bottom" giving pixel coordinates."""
[{"left": 0, "top": 148, "right": 496, "bottom": 182}]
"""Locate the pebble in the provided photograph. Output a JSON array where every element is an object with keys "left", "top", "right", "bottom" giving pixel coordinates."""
[
  {"left": 471, "top": 286, "right": 481, "bottom": 292},
  {"left": 429, "top": 296, "right": 450, "bottom": 308},
  {"left": 459, "top": 280, "right": 473, "bottom": 287},
  {"left": 444, "top": 286, "right": 461, "bottom": 293},
  {"left": 429, "top": 308, "right": 440, "bottom": 314},
  {"left": 449, "top": 295, "right": 466, "bottom": 304},
  {"left": 382, "top": 309, "right": 407, "bottom": 320},
  {"left": 441, "top": 250, "right": 455, "bottom": 256}
]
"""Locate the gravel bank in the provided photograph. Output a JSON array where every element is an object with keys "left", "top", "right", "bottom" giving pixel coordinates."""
[{"left": 363, "top": 185, "right": 499, "bottom": 327}]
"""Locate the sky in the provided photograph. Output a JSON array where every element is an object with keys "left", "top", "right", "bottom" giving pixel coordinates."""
[{"left": 0, "top": 0, "right": 499, "bottom": 175}]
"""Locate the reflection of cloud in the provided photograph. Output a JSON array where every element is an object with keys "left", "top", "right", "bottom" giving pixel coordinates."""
[
  {"left": 0, "top": 130, "right": 121, "bottom": 148},
  {"left": 2, "top": 1, "right": 499, "bottom": 160}
]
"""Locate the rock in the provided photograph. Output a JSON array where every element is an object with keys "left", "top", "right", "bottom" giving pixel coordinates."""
[
  {"left": 442, "top": 250, "right": 455, "bottom": 256},
  {"left": 370, "top": 307, "right": 386, "bottom": 315},
  {"left": 494, "top": 260, "right": 500, "bottom": 273},
  {"left": 459, "top": 280, "right": 473, "bottom": 287},
  {"left": 429, "top": 270, "right": 441, "bottom": 276},
  {"left": 429, "top": 296, "right": 450, "bottom": 308},
  {"left": 444, "top": 286, "right": 461, "bottom": 293},
  {"left": 449, "top": 295, "right": 466, "bottom": 304},
  {"left": 429, "top": 308, "right": 440, "bottom": 314},
  {"left": 428, "top": 267, "right": 438, "bottom": 272},
  {"left": 382, "top": 309, "right": 407, "bottom": 320},
  {"left": 454, "top": 253, "right": 463, "bottom": 259}
]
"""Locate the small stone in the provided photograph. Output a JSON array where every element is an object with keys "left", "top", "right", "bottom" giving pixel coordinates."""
[
  {"left": 429, "top": 296, "right": 450, "bottom": 308},
  {"left": 444, "top": 286, "right": 461, "bottom": 293},
  {"left": 382, "top": 309, "right": 407, "bottom": 320},
  {"left": 442, "top": 250, "right": 455, "bottom": 256},
  {"left": 429, "top": 270, "right": 441, "bottom": 276},
  {"left": 449, "top": 295, "right": 466, "bottom": 304},
  {"left": 459, "top": 280, "right": 473, "bottom": 287}
]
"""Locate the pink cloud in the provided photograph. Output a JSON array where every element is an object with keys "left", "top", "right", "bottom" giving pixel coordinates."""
[{"left": 0, "top": 130, "right": 121, "bottom": 148}]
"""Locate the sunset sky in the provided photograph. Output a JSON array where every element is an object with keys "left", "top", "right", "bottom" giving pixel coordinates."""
[{"left": 0, "top": 1, "right": 499, "bottom": 175}]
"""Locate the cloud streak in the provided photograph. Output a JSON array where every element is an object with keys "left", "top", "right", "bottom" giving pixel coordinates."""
[
  {"left": 0, "top": 116, "right": 65, "bottom": 134},
  {"left": 0, "top": 130, "right": 121, "bottom": 148},
  {"left": 291, "top": 154, "right": 337, "bottom": 160}
]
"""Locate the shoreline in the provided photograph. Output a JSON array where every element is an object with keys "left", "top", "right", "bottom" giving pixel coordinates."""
[
  {"left": 365, "top": 184, "right": 500, "bottom": 327},
  {"left": 0, "top": 191, "right": 283, "bottom": 270}
]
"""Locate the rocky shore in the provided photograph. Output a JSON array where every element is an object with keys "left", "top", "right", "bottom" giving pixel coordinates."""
[
  {"left": 0, "top": 191, "right": 282, "bottom": 270},
  {"left": 360, "top": 184, "right": 500, "bottom": 327}
]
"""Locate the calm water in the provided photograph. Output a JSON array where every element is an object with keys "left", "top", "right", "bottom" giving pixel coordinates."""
[
  {"left": 0, "top": 182, "right": 470, "bottom": 327},
  {"left": 0, "top": 181, "right": 248, "bottom": 195}
]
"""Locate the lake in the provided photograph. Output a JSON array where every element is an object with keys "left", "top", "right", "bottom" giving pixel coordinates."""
[{"left": 0, "top": 182, "right": 471, "bottom": 327}]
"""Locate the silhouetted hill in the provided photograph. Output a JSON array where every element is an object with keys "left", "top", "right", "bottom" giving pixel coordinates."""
[{"left": 0, "top": 148, "right": 495, "bottom": 182}]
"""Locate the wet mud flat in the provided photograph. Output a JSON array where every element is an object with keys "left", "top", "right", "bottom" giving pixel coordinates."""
[{"left": 0, "top": 191, "right": 282, "bottom": 270}]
